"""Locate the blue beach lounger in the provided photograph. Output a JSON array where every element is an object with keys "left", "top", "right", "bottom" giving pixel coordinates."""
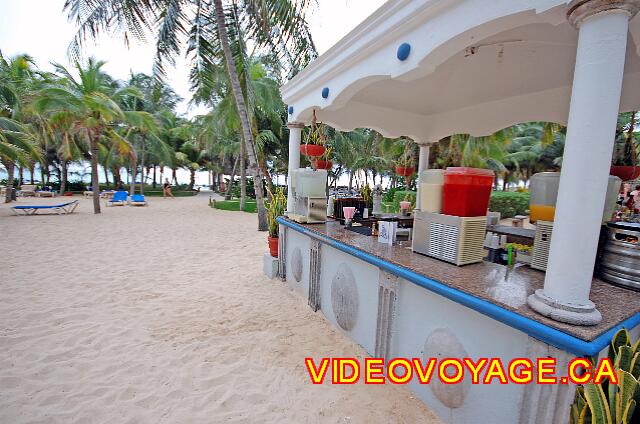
[
  {"left": 11, "top": 200, "right": 79, "bottom": 216},
  {"left": 106, "top": 191, "right": 128, "bottom": 206},
  {"left": 129, "top": 194, "right": 147, "bottom": 206}
]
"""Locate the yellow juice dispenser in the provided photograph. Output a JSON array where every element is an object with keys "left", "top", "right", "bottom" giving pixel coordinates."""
[
  {"left": 529, "top": 172, "right": 559, "bottom": 223},
  {"left": 529, "top": 172, "right": 621, "bottom": 224}
]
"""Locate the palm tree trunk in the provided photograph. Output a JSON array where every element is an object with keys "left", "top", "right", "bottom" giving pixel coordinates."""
[
  {"left": 189, "top": 168, "right": 196, "bottom": 190},
  {"left": 258, "top": 155, "right": 274, "bottom": 194},
  {"left": 213, "top": 0, "right": 267, "bottom": 231},
  {"left": 152, "top": 165, "right": 157, "bottom": 188},
  {"left": 3, "top": 159, "right": 15, "bottom": 203},
  {"left": 104, "top": 166, "right": 110, "bottom": 188},
  {"left": 89, "top": 132, "right": 101, "bottom": 214},
  {"left": 130, "top": 163, "right": 137, "bottom": 195},
  {"left": 18, "top": 166, "right": 24, "bottom": 186},
  {"left": 60, "top": 159, "right": 68, "bottom": 195},
  {"left": 29, "top": 163, "right": 35, "bottom": 184},
  {"left": 240, "top": 140, "right": 246, "bottom": 211},
  {"left": 140, "top": 145, "right": 146, "bottom": 195},
  {"left": 225, "top": 156, "right": 239, "bottom": 200},
  {"left": 172, "top": 168, "right": 177, "bottom": 185},
  {"left": 112, "top": 166, "right": 121, "bottom": 186}
]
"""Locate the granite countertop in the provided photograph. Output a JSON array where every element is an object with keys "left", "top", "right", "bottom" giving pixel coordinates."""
[{"left": 285, "top": 218, "right": 640, "bottom": 343}]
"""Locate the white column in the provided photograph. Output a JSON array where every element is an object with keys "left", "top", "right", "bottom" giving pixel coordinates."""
[
  {"left": 415, "top": 143, "right": 432, "bottom": 211},
  {"left": 286, "top": 122, "right": 304, "bottom": 214},
  {"left": 528, "top": 1, "right": 639, "bottom": 325}
]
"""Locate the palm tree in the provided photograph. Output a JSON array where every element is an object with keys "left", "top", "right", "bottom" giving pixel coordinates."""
[
  {"left": 0, "top": 117, "right": 40, "bottom": 199},
  {"left": 34, "top": 58, "right": 136, "bottom": 213},
  {"left": 64, "top": 0, "right": 317, "bottom": 230},
  {"left": 0, "top": 53, "right": 43, "bottom": 202},
  {"left": 195, "top": 56, "right": 285, "bottom": 208},
  {"left": 47, "top": 110, "right": 83, "bottom": 195}
]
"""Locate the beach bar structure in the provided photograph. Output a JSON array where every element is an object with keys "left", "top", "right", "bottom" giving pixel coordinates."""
[{"left": 278, "top": 1, "right": 640, "bottom": 422}]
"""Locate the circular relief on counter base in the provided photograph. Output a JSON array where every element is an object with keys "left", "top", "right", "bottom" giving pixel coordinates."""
[
  {"left": 423, "top": 328, "right": 470, "bottom": 409},
  {"left": 291, "top": 247, "right": 303, "bottom": 283},
  {"left": 330, "top": 263, "right": 358, "bottom": 331}
]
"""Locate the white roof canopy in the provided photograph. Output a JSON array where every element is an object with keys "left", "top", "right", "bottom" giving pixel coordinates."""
[{"left": 281, "top": 0, "right": 640, "bottom": 143}]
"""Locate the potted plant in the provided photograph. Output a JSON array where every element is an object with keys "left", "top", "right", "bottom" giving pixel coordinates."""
[
  {"left": 266, "top": 187, "right": 287, "bottom": 258},
  {"left": 361, "top": 184, "right": 373, "bottom": 216},
  {"left": 311, "top": 147, "right": 333, "bottom": 170},
  {"left": 395, "top": 156, "right": 415, "bottom": 177},
  {"left": 611, "top": 111, "right": 640, "bottom": 181},
  {"left": 301, "top": 110, "right": 327, "bottom": 157}
]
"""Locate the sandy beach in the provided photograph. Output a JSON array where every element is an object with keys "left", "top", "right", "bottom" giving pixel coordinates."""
[{"left": 0, "top": 194, "right": 440, "bottom": 424}]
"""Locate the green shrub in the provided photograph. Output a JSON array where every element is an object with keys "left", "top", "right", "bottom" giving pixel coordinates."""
[
  {"left": 489, "top": 191, "right": 530, "bottom": 219},
  {"left": 391, "top": 190, "right": 417, "bottom": 212},
  {"left": 383, "top": 187, "right": 399, "bottom": 203}
]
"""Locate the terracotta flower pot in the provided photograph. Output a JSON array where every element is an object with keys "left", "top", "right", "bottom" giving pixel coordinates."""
[
  {"left": 312, "top": 160, "right": 333, "bottom": 170},
  {"left": 610, "top": 165, "right": 640, "bottom": 181},
  {"left": 395, "top": 166, "right": 415, "bottom": 177},
  {"left": 300, "top": 144, "right": 326, "bottom": 157},
  {"left": 268, "top": 236, "right": 279, "bottom": 258}
]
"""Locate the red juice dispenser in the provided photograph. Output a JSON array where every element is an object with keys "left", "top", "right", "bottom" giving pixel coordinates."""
[{"left": 442, "top": 167, "right": 494, "bottom": 217}]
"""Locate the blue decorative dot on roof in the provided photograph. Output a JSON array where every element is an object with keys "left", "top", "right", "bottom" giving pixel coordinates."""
[
  {"left": 322, "top": 87, "right": 330, "bottom": 99},
  {"left": 288, "top": 105, "right": 294, "bottom": 115},
  {"left": 397, "top": 43, "right": 411, "bottom": 61}
]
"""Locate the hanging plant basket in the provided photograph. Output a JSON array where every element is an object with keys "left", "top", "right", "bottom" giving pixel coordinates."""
[
  {"left": 312, "top": 160, "right": 333, "bottom": 170},
  {"left": 610, "top": 165, "right": 640, "bottom": 181},
  {"left": 395, "top": 166, "right": 415, "bottom": 177},
  {"left": 301, "top": 144, "right": 326, "bottom": 157}
]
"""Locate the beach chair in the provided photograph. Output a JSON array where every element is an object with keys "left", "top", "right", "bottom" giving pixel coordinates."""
[
  {"left": 19, "top": 184, "right": 37, "bottom": 197},
  {"left": 106, "top": 190, "right": 128, "bottom": 206},
  {"left": 100, "top": 190, "right": 116, "bottom": 199},
  {"left": 36, "top": 189, "right": 57, "bottom": 197},
  {"left": 129, "top": 194, "right": 147, "bottom": 206},
  {"left": 11, "top": 200, "right": 79, "bottom": 216}
]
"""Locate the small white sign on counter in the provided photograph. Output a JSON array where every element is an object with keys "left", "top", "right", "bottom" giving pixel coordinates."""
[{"left": 378, "top": 221, "right": 397, "bottom": 245}]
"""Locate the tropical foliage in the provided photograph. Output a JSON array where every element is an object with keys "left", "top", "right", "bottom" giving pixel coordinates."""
[
  {"left": 2, "top": 0, "right": 639, "bottom": 218},
  {"left": 62, "top": 0, "right": 318, "bottom": 228}
]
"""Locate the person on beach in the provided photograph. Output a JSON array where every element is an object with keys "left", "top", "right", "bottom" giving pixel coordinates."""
[{"left": 163, "top": 179, "right": 174, "bottom": 198}]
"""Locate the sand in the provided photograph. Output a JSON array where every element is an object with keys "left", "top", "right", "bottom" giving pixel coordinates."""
[{"left": 0, "top": 193, "right": 441, "bottom": 424}]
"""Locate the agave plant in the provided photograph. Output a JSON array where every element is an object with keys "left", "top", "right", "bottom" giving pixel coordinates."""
[
  {"left": 266, "top": 187, "right": 287, "bottom": 238},
  {"left": 570, "top": 328, "right": 640, "bottom": 424}
]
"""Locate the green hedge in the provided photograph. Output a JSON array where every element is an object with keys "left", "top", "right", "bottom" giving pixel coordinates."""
[
  {"left": 488, "top": 191, "right": 530, "bottom": 219},
  {"left": 391, "top": 190, "right": 417, "bottom": 212},
  {"left": 386, "top": 190, "right": 530, "bottom": 217},
  {"left": 212, "top": 199, "right": 257, "bottom": 213}
]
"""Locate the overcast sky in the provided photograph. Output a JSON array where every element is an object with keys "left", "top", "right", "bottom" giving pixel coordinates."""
[{"left": 0, "top": 0, "right": 387, "bottom": 116}]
